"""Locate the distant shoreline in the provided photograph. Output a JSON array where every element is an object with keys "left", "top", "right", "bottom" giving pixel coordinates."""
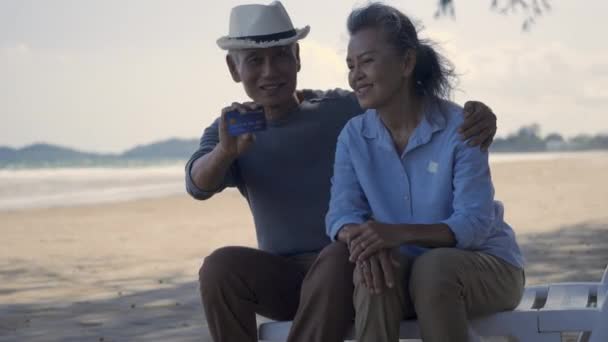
[
  {"left": 2, "top": 131, "right": 608, "bottom": 170},
  {"left": 0, "top": 158, "right": 187, "bottom": 170},
  {"left": 489, "top": 150, "right": 608, "bottom": 163},
  {"left": 2, "top": 149, "right": 608, "bottom": 170}
]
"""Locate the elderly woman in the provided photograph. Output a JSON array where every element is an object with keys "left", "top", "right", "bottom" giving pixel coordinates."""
[{"left": 325, "top": 3, "right": 525, "bottom": 342}]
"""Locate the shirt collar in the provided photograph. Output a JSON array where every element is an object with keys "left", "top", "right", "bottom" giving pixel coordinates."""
[
  {"left": 361, "top": 109, "right": 380, "bottom": 139},
  {"left": 360, "top": 101, "right": 448, "bottom": 153},
  {"left": 411, "top": 102, "right": 447, "bottom": 149}
]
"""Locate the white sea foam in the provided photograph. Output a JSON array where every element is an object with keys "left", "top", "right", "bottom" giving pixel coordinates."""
[
  {"left": 1, "top": 151, "right": 606, "bottom": 210},
  {"left": 0, "top": 164, "right": 187, "bottom": 211}
]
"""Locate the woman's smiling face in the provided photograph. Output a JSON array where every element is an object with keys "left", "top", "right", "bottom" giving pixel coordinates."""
[{"left": 346, "top": 27, "right": 415, "bottom": 110}]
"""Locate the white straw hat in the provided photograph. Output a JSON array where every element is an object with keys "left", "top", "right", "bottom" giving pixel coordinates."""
[{"left": 216, "top": 1, "right": 310, "bottom": 50}]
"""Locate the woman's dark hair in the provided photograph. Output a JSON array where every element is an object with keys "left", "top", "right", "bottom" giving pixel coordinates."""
[{"left": 347, "top": 3, "right": 456, "bottom": 99}]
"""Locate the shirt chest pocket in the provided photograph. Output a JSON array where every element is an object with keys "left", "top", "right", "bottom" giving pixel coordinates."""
[{"left": 408, "top": 161, "right": 454, "bottom": 215}]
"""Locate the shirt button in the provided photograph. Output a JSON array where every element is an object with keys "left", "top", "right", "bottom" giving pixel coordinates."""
[{"left": 404, "top": 195, "right": 409, "bottom": 201}]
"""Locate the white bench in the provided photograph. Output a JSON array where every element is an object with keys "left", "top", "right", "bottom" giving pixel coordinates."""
[{"left": 258, "top": 265, "right": 608, "bottom": 341}]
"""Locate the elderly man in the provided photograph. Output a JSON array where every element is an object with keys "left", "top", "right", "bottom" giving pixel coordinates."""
[{"left": 186, "top": 2, "right": 497, "bottom": 341}]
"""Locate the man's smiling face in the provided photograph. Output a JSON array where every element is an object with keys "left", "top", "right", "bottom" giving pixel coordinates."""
[{"left": 227, "top": 44, "right": 301, "bottom": 107}]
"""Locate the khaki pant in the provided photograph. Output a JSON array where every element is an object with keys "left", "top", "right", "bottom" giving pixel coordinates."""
[
  {"left": 354, "top": 248, "right": 525, "bottom": 342},
  {"left": 199, "top": 242, "right": 355, "bottom": 342}
]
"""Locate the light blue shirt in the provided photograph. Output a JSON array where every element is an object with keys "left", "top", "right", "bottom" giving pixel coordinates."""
[{"left": 325, "top": 100, "right": 524, "bottom": 268}]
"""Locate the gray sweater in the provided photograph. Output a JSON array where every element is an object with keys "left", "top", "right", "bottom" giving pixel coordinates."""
[{"left": 186, "top": 89, "right": 362, "bottom": 256}]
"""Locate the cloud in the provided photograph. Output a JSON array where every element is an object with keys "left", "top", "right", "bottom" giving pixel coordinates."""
[
  {"left": 437, "top": 40, "right": 608, "bottom": 136},
  {"left": 298, "top": 39, "right": 349, "bottom": 90},
  {"left": 581, "top": 83, "right": 608, "bottom": 107},
  {"left": 587, "top": 63, "right": 608, "bottom": 78},
  {"left": 1, "top": 42, "right": 75, "bottom": 65},
  {"left": 1, "top": 43, "right": 31, "bottom": 58}
]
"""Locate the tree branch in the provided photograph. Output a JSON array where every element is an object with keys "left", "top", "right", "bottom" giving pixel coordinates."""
[{"left": 436, "top": 0, "right": 552, "bottom": 31}]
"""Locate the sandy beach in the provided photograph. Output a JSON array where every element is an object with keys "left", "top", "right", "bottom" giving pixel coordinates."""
[{"left": 1, "top": 152, "right": 607, "bottom": 341}]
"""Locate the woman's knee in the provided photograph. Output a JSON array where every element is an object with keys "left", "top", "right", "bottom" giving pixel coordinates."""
[
  {"left": 409, "top": 248, "right": 465, "bottom": 304},
  {"left": 312, "top": 242, "right": 353, "bottom": 281},
  {"left": 317, "top": 242, "right": 350, "bottom": 266}
]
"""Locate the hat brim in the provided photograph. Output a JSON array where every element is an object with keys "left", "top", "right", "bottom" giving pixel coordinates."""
[{"left": 216, "top": 26, "right": 310, "bottom": 50}]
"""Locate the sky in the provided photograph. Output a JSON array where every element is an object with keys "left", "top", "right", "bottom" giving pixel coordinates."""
[{"left": 1, "top": 0, "right": 607, "bottom": 153}]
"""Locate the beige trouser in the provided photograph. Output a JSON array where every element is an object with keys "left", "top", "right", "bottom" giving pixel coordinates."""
[{"left": 353, "top": 248, "right": 525, "bottom": 342}]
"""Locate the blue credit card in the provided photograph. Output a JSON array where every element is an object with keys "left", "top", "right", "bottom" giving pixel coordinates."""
[{"left": 226, "top": 110, "right": 266, "bottom": 136}]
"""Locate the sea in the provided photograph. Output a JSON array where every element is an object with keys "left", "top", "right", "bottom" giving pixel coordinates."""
[
  {"left": 0, "top": 161, "right": 187, "bottom": 211},
  {"left": 0, "top": 151, "right": 604, "bottom": 211}
]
